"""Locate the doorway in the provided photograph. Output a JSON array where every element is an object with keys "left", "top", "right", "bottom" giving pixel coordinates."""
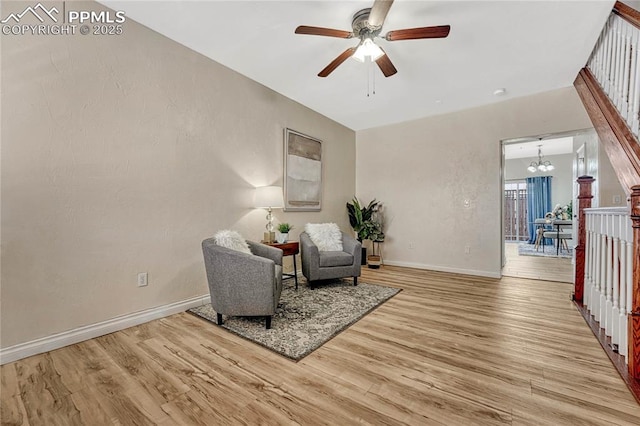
[{"left": 500, "top": 130, "right": 594, "bottom": 282}]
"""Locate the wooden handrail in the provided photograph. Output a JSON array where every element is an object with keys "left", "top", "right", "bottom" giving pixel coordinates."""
[
  {"left": 574, "top": 69, "right": 640, "bottom": 193},
  {"left": 614, "top": 1, "right": 640, "bottom": 30}
]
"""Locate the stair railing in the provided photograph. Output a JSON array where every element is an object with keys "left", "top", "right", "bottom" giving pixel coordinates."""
[
  {"left": 587, "top": 6, "right": 640, "bottom": 139},
  {"left": 573, "top": 1, "right": 640, "bottom": 384},
  {"left": 584, "top": 207, "right": 634, "bottom": 360}
]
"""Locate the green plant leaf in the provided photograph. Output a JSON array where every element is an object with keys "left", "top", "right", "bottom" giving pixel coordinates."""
[
  {"left": 277, "top": 223, "right": 293, "bottom": 233},
  {"left": 347, "top": 196, "right": 384, "bottom": 242}
]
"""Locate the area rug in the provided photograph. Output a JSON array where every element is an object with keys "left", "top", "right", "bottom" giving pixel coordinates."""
[
  {"left": 188, "top": 278, "right": 400, "bottom": 361},
  {"left": 518, "top": 242, "right": 572, "bottom": 259}
]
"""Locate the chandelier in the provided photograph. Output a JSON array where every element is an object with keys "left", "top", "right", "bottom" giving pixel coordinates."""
[{"left": 527, "top": 145, "right": 555, "bottom": 173}]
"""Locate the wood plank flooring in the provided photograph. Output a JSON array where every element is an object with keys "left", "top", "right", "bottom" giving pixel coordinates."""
[
  {"left": 502, "top": 241, "right": 573, "bottom": 283},
  {"left": 2, "top": 266, "right": 639, "bottom": 425}
]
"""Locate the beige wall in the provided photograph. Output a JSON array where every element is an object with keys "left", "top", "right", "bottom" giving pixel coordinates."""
[
  {"left": 598, "top": 143, "right": 628, "bottom": 206},
  {"left": 1, "top": 2, "right": 355, "bottom": 348},
  {"left": 356, "top": 87, "right": 593, "bottom": 277},
  {"left": 572, "top": 130, "right": 626, "bottom": 207}
]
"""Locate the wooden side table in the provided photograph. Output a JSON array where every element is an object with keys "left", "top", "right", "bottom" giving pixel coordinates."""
[{"left": 264, "top": 241, "right": 299, "bottom": 289}]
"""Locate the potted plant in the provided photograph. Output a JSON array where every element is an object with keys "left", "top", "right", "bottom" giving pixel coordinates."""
[
  {"left": 347, "top": 197, "right": 379, "bottom": 264},
  {"left": 276, "top": 223, "right": 293, "bottom": 243},
  {"left": 346, "top": 197, "right": 386, "bottom": 266},
  {"left": 346, "top": 197, "right": 378, "bottom": 240},
  {"left": 361, "top": 220, "right": 385, "bottom": 269}
]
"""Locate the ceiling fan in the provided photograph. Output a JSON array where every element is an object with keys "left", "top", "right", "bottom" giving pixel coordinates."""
[{"left": 295, "top": 0, "right": 450, "bottom": 78}]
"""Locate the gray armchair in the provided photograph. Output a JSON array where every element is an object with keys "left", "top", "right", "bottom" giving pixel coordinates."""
[
  {"left": 300, "top": 231, "right": 361, "bottom": 288},
  {"left": 202, "top": 238, "right": 283, "bottom": 329}
]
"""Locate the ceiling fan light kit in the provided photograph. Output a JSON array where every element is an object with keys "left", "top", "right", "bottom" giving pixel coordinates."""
[
  {"left": 352, "top": 38, "right": 384, "bottom": 62},
  {"left": 294, "top": 0, "right": 450, "bottom": 78}
]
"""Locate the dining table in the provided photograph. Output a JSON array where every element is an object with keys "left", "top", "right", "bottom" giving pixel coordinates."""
[{"left": 534, "top": 218, "right": 572, "bottom": 256}]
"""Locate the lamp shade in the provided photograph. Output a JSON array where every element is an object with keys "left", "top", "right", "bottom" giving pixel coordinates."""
[
  {"left": 254, "top": 186, "right": 284, "bottom": 209},
  {"left": 352, "top": 38, "right": 384, "bottom": 62}
]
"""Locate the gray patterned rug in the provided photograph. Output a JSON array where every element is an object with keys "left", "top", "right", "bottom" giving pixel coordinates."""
[
  {"left": 188, "top": 278, "right": 400, "bottom": 361},
  {"left": 518, "top": 242, "right": 573, "bottom": 259}
]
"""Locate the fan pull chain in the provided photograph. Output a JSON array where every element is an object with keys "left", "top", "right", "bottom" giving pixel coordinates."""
[
  {"left": 365, "top": 58, "right": 376, "bottom": 97},
  {"left": 372, "top": 62, "right": 376, "bottom": 95},
  {"left": 366, "top": 58, "right": 371, "bottom": 97}
]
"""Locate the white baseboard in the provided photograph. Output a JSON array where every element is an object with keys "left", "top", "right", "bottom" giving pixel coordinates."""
[
  {"left": 0, "top": 262, "right": 498, "bottom": 365},
  {"left": 0, "top": 294, "right": 211, "bottom": 365},
  {"left": 383, "top": 260, "right": 501, "bottom": 279}
]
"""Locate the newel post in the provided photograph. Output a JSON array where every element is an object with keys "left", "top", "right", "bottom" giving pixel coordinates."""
[
  {"left": 628, "top": 185, "right": 640, "bottom": 378},
  {"left": 574, "top": 176, "right": 595, "bottom": 303}
]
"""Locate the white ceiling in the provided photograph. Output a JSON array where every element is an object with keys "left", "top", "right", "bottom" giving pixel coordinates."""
[
  {"left": 504, "top": 137, "right": 574, "bottom": 160},
  {"left": 99, "top": 0, "right": 614, "bottom": 131}
]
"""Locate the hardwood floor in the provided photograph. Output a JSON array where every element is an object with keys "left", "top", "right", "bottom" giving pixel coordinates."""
[
  {"left": 2, "top": 266, "right": 639, "bottom": 425},
  {"left": 502, "top": 241, "right": 573, "bottom": 283}
]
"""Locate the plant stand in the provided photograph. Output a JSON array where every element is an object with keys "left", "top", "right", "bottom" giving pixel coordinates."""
[{"left": 367, "top": 240, "right": 383, "bottom": 269}]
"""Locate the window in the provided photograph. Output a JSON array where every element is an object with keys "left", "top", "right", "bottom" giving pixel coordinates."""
[{"left": 504, "top": 181, "right": 529, "bottom": 241}]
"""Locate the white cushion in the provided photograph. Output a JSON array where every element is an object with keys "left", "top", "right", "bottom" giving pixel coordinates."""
[
  {"left": 213, "top": 230, "right": 251, "bottom": 254},
  {"left": 305, "top": 223, "right": 343, "bottom": 252}
]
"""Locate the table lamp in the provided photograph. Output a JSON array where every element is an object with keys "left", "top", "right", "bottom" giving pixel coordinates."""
[{"left": 254, "top": 186, "right": 284, "bottom": 243}]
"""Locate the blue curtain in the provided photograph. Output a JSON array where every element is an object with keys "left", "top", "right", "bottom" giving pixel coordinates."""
[{"left": 526, "top": 176, "right": 552, "bottom": 244}]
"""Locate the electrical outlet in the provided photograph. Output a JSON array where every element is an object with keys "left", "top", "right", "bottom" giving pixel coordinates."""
[
  {"left": 464, "top": 245, "right": 471, "bottom": 254},
  {"left": 613, "top": 195, "right": 622, "bottom": 205},
  {"left": 408, "top": 242, "right": 414, "bottom": 249},
  {"left": 137, "top": 272, "right": 148, "bottom": 287}
]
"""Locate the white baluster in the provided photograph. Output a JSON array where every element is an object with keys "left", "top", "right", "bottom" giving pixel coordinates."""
[
  {"left": 598, "top": 215, "right": 607, "bottom": 328},
  {"left": 592, "top": 216, "right": 599, "bottom": 319},
  {"left": 600, "top": 17, "right": 612, "bottom": 84},
  {"left": 587, "top": 214, "right": 598, "bottom": 315},
  {"left": 589, "top": 32, "right": 598, "bottom": 74},
  {"left": 599, "top": 214, "right": 605, "bottom": 320},
  {"left": 613, "top": 17, "right": 620, "bottom": 108},
  {"left": 614, "top": 18, "right": 623, "bottom": 109},
  {"left": 632, "top": 29, "right": 640, "bottom": 137},
  {"left": 605, "top": 17, "right": 613, "bottom": 94},
  {"left": 594, "top": 215, "right": 604, "bottom": 322},
  {"left": 592, "top": 23, "right": 603, "bottom": 81},
  {"left": 627, "top": 27, "right": 638, "bottom": 133},
  {"left": 605, "top": 15, "right": 614, "bottom": 82},
  {"left": 619, "top": 233, "right": 628, "bottom": 358},
  {"left": 620, "top": 20, "right": 628, "bottom": 112},
  {"left": 621, "top": 21, "right": 631, "bottom": 119},
  {"left": 585, "top": 222, "right": 592, "bottom": 308},
  {"left": 605, "top": 216, "right": 613, "bottom": 334},
  {"left": 611, "top": 216, "right": 620, "bottom": 347},
  {"left": 589, "top": 25, "right": 598, "bottom": 76},
  {"left": 591, "top": 217, "right": 598, "bottom": 317},
  {"left": 626, "top": 238, "right": 633, "bottom": 364}
]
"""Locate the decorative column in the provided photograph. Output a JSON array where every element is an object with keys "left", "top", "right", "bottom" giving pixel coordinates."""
[
  {"left": 628, "top": 185, "right": 640, "bottom": 378},
  {"left": 574, "top": 176, "right": 595, "bottom": 303}
]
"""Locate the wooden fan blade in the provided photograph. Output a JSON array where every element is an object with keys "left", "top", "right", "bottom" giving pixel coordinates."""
[
  {"left": 385, "top": 25, "right": 450, "bottom": 41},
  {"left": 318, "top": 47, "right": 357, "bottom": 77},
  {"left": 295, "top": 26, "right": 353, "bottom": 38},
  {"left": 369, "top": 0, "right": 394, "bottom": 28},
  {"left": 375, "top": 50, "right": 397, "bottom": 77}
]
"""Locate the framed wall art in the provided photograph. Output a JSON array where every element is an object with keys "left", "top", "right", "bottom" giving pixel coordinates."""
[{"left": 284, "top": 128, "right": 322, "bottom": 211}]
